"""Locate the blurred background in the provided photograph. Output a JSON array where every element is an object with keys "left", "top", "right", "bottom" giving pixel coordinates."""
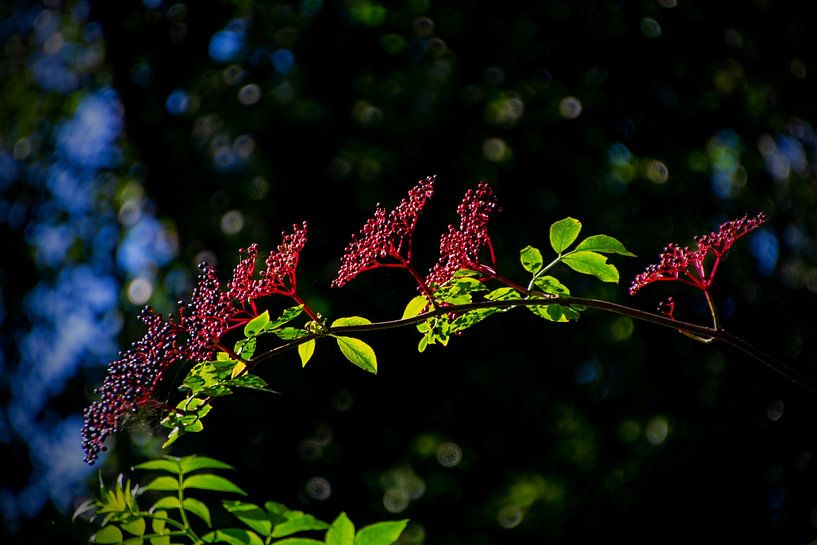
[{"left": 2, "top": 0, "right": 817, "bottom": 543}]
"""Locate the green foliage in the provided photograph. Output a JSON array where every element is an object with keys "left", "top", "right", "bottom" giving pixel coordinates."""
[
  {"left": 78, "top": 456, "right": 407, "bottom": 545},
  {"left": 549, "top": 217, "right": 582, "bottom": 254}
]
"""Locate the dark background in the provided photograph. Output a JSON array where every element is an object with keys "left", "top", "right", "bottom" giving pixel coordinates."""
[{"left": 2, "top": 0, "right": 817, "bottom": 543}]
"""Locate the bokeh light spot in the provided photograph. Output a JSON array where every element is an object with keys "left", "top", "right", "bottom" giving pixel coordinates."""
[
  {"left": 436, "top": 441, "right": 463, "bottom": 467},
  {"left": 559, "top": 96, "right": 582, "bottom": 119},
  {"left": 305, "top": 476, "right": 331, "bottom": 500},
  {"left": 497, "top": 505, "right": 524, "bottom": 529},
  {"left": 645, "top": 416, "right": 669, "bottom": 445},
  {"left": 640, "top": 17, "right": 662, "bottom": 38},
  {"left": 220, "top": 210, "right": 244, "bottom": 235},
  {"left": 165, "top": 89, "right": 190, "bottom": 115},
  {"left": 127, "top": 277, "right": 153, "bottom": 305},
  {"left": 238, "top": 83, "right": 261, "bottom": 106},
  {"left": 482, "top": 137, "right": 511, "bottom": 162}
]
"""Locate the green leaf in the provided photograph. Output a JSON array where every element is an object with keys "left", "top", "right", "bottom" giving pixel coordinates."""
[
  {"left": 234, "top": 337, "right": 257, "bottom": 360},
  {"left": 446, "top": 276, "right": 487, "bottom": 296},
  {"left": 298, "top": 339, "right": 316, "bottom": 367},
  {"left": 273, "top": 327, "right": 307, "bottom": 341},
  {"left": 520, "top": 245, "right": 543, "bottom": 274},
  {"left": 162, "top": 427, "right": 181, "bottom": 449},
  {"left": 198, "top": 529, "right": 264, "bottom": 545},
  {"left": 527, "top": 302, "right": 580, "bottom": 322},
  {"left": 533, "top": 275, "right": 570, "bottom": 295},
  {"left": 143, "top": 476, "right": 180, "bottom": 492},
  {"left": 244, "top": 311, "right": 270, "bottom": 337},
  {"left": 183, "top": 498, "right": 212, "bottom": 527},
  {"left": 265, "top": 305, "right": 304, "bottom": 330},
  {"left": 452, "top": 268, "right": 482, "bottom": 278},
  {"left": 335, "top": 336, "right": 377, "bottom": 374},
  {"left": 149, "top": 512, "right": 170, "bottom": 545},
  {"left": 151, "top": 497, "right": 181, "bottom": 511},
  {"left": 229, "top": 374, "right": 274, "bottom": 392},
  {"left": 401, "top": 295, "right": 429, "bottom": 319},
  {"left": 182, "top": 474, "right": 246, "bottom": 495},
  {"left": 574, "top": 234, "right": 636, "bottom": 256},
  {"left": 326, "top": 513, "right": 355, "bottom": 545},
  {"left": 122, "top": 538, "right": 143, "bottom": 545},
  {"left": 91, "top": 525, "right": 123, "bottom": 544},
  {"left": 450, "top": 308, "right": 499, "bottom": 333},
  {"left": 270, "top": 539, "right": 324, "bottom": 545},
  {"left": 484, "top": 287, "right": 522, "bottom": 301},
  {"left": 133, "top": 459, "right": 180, "bottom": 474},
  {"left": 223, "top": 501, "right": 271, "bottom": 536},
  {"left": 549, "top": 217, "right": 582, "bottom": 254},
  {"left": 331, "top": 316, "right": 372, "bottom": 327},
  {"left": 272, "top": 513, "right": 330, "bottom": 537},
  {"left": 180, "top": 455, "right": 235, "bottom": 473},
  {"left": 561, "top": 251, "right": 620, "bottom": 283},
  {"left": 353, "top": 520, "right": 408, "bottom": 545},
  {"left": 121, "top": 517, "right": 146, "bottom": 536}
]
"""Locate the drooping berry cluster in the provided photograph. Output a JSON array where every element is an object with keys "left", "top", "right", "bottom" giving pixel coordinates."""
[
  {"left": 81, "top": 224, "right": 309, "bottom": 464},
  {"left": 81, "top": 308, "right": 184, "bottom": 463},
  {"left": 332, "top": 176, "right": 435, "bottom": 288},
  {"left": 629, "top": 212, "right": 767, "bottom": 295},
  {"left": 426, "top": 182, "right": 498, "bottom": 286}
]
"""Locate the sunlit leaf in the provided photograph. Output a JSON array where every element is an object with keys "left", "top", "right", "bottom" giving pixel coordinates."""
[
  {"left": 550, "top": 217, "right": 582, "bottom": 254},
  {"left": 533, "top": 275, "right": 570, "bottom": 295},
  {"left": 326, "top": 513, "right": 355, "bottom": 545},
  {"left": 244, "top": 311, "right": 270, "bottom": 337},
  {"left": 150, "top": 497, "right": 181, "bottom": 511},
  {"left": 198, "top": 528, "right": 264, "bottom": 545},
  {"left": 520, "top": 245, "right": 543, "bottom": 274},
  {"left": 143, "top": 477, "right": 180, "bottom": 492},
  {"left": 484, "top": 287, "right": 522, "bottom": 301},
  {"left": 133, "top": 459, "right": 180, "bottom": 474},
  {"left": 353, "top": 520, "right": 408, "bottom": 545},
  {"left": 183, "top": 498, "right": 212, "bottom": 527},
  {"left": 91, "top": 525, "right": 123, "bottom": 544},
  {"left": 561, "top": 251, "right": 619, "bottom": 283},
  {"left": 272, "top": 327, "right": 307, "bottom": 340},
  {"left": 298, "top": 339, "right": 316, "bottom": 367},
  {"left": 574, "top": 234, "right": 636, "bottom": 256},
  {"left": 272, "top": 513, "right": 329, "bottom": 537},
  {"left": 331, "top": 316, "right": 372, "bottom": 327},
  {"left": 179, "top": 455, "right": 235, "bottom": 473},
  {"left": 401, "top": 295, "right": 429, "bottom": 319},
  {"left": 335, "top": 336, "right": 377, "bottom": 374},
  {"left": 121, "top": 517, "right": 145, "bottom": 536},
  {"left": 223, "top": 500, "right": 272, "bottom": 536},
  {"left": 265, "top": 305, "right": 304, "bottom": 330},
  {"left": 182, "top": 474, "right": 246, "bottom": 495},
  {"left": 271, "top": 539, "right": 324, "bottom": 545}
]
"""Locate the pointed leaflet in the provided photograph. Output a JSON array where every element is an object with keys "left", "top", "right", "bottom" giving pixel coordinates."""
[
  {"left": 331, "top": 316, "right": 373, "bottom": 327},
  {"left": 298, "top": 339, "right": 316, "bottom": 367},
  {"left": 133, "top": 459, "right": 180, "bottom": 473},
  {"left": 183, "top": 498, "right": 212, "bottom": 527},
  {"left": 326, "top": 513, "right": 355, "bottom": 545},
  {"left": 561, "top": 251, "right": 619, "bottom": 283},
  {"left": 223, "top": 500, "right": 272, "bottom": 536},
  {"left": 198, "top": 528, "right": 264, "bottom": 545},
  {"left": 549, "top": 217, "right": 582, "bottom": 254},
  {"left": 91, "top": 526, "right": 123, "bottom": 544},
  {"left": 272, "top": 513, "right": 330, "bottom": 537},
  {"left": 244, "top": 311, "right": 270, "bottom": 337},
  {"left": 143, "top": 476, "right": 180, "bottom": 492},
  {"left": 265, "top": 305, "right": 304, "bottom": 331},
  {"left": 402, "top": 295, "right": 428, "bottom": 319},
  {"left": 353, "top": 520, "right": 408, "bottom": 545},
  {"left": 182, "top": 474, "right": 246, "bottom": 495},
  {"left": 335, "top": 336, "right": 377, "bottom": 374},
  {"left": 519, "top": 246, "right": 543, "bottom": 274},
  {"left": 574, "top": 234, "right": 636, "bottom": 256}
]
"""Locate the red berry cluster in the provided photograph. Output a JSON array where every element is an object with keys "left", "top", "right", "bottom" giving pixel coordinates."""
[
  {"left": 331, "top": 176, "right": 435, "bottom": 288},
  {"left": 426, "top": 182, "right": 498, "bottom": 286},
  {"left": 81, "top": 224, "right": 309, "bottom": 463},
  {"left": 629, "top": 212, "right": 767, "bottom": 296}
]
